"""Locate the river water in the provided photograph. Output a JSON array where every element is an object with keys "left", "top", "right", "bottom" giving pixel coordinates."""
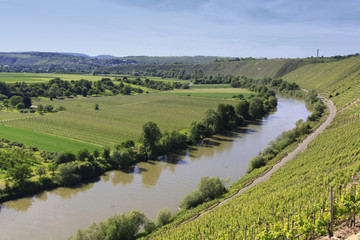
[{"left": 0, "top": 96, "right": 311, "bottom": 240}]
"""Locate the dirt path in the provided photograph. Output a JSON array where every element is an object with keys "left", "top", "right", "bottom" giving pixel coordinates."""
[{"left": 197, "top": 96, "right": 337, "bottom": 218}]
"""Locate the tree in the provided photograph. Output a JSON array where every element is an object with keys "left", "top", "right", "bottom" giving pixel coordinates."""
[
  {"left": 57, "top": 162, "right": 80, "bottom": 186},
  {"left": 48, "top": 83, "right": 60, "bottom": 99},
  {"left": 47, "top": 163, "right": 57, "bottom": 176},
  {"left": 16, "top": 102, "right": 25, "bottom": 110},
  {"left": 235, "top": 99, "right": 250, "bottom": 119},
  {"left": 249, "top": 98, "right": 265, "bottom": 119},
  {"left": 64, "top": 90, "right": 72, "bottom": 97},
  {"left": 122, "top": 85, "right": 132, "bottom": 95},
  {"left": 156, "top": 208, "right": 172, "bottom": 226},
  {"left": 268, "top": 96, "right": 278, "bottom": 109},
  {"left": 35, "top": 165, "right": 47, "bottom": 177},
  {"left": 37, "top": 104, "right": 44, "bottom": 112},
  {"left": 70, "top": 210, "right": 148, "bottom": 240},
  {"left": 7, "top": 163, "right": 32, "bottom": 183},
  {"left": 9, "top": 95, "right": 23, "bottom": 107},
  {"left": 140, "top": 121, "right": 162, "bottom": 159},
  {"left": 188, "top": 121, "right": 208, "bottom": 144}
]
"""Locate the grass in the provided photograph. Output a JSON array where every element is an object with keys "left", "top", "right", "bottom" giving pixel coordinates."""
[
  {"left": 0, "top": 73, "right": 108, "bottom": 83},
  {"left": 0, "top": 124, "right": 100, "bottom": 152},
  {"left": 1, "top": 92, "right": 241, "bottom": 148},
  {"left": 190, "top": 84, "right": 231, "bottom": 89},
  {"left": 159, "top": 88, "right": 253, "bottom": 99},
  {"left": 0, "top": 72, "right": 187, "bottom": 84}
]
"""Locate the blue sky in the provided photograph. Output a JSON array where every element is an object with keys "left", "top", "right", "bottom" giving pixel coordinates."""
[{"left": 1, "top": 0, "right": 359, "bottom": 58}]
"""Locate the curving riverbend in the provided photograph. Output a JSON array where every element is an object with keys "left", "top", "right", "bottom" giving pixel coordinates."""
[{"left": 0, "top": 95, "right": 311, "bottom": 240}]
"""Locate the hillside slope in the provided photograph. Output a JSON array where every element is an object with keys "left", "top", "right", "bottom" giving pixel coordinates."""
[{"left": 147, "top": 57, "right": 360, "bottom": 239}]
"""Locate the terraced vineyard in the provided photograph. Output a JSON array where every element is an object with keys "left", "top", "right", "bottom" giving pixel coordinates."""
[
  {"left": 144, "top": 57, "right": 360, "bottom": 239},
  {"left": 1, "top": 90, "right": 246, "bottom": 148}
]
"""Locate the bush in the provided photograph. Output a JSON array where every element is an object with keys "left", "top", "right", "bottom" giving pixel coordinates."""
[
  {"left": 56, "top": 152, "right": 76, "bottom": 164},
  {"left": 16, "top": 102, "right": 25, "bottom": 110},
  {"left": 144, "top": 220, "right": 156, "bottom": 233},
  {"left": 180, "top": 177, "right": 226, "bottom": 209},
  {"left": 70, "top": 210, "right": 148, "bottom": 240},
  {"left": 156, "top": 208, "right": 172, "bottom": 226},
  {"left": 57, "top": 162, "right": 80, "bottom": 186},
  {"left": 247, "top": 155, "right": 266, "bottom": 173}
]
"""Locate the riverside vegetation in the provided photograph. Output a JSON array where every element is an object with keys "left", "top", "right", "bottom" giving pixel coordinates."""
[
  {"left": 67, "top": 81, "right": 326, "bottom": 239},
  {"left": 0, "top": 74, "right": 286, "bottom": 203}
]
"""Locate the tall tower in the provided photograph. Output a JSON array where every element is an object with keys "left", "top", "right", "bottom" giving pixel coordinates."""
[{"left": 317, "top": 49, "right": 319, "bottom": 58}]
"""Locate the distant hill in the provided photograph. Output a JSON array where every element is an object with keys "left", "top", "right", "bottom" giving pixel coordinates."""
[{"left": 0, "top": 52, "right": 225, "bottom": 67}]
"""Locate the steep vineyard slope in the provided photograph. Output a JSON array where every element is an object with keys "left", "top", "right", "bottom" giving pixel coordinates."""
[{"left": 147, "top": 57, "right": 360, "bottom": 239}]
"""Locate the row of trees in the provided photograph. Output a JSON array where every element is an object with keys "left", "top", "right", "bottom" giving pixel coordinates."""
[
  {"left": 246, "top": 90, "right": 326, "bottom": 173},
  {"left": 0, "top": 78, "right": 143, "bottom": 103},
  {"left": 118, "top": 76, "right": 186, "bottom": 91}
]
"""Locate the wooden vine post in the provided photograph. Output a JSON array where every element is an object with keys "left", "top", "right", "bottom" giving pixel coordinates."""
[{"left": 329, "top": 186, "right": 334, "bottom": 237}]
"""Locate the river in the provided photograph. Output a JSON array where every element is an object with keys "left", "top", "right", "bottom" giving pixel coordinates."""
[{"left": 0, "top": 95, "right": 311, "bottom": 240}]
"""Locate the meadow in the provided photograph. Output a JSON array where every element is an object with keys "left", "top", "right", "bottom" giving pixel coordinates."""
[
  {"left": 0, "top": 124, "right": 100, "bottom": 152},
  {"left": 1, "top": 89, "right": 242, "bottom": 149},
  {"left": 159, "top": 87, "right": 253, "bottom": 99},
  {"left": 0, "top": 72, "right": 185, "bottom": 84}
]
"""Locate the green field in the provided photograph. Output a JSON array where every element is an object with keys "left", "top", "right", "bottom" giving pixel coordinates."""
[
  {"left": 0, "top": 72, "right": 109, "bottom": 83},
  {"left": 1, "top": 91, "right": 241, "bottom": 148},
  {"left": 0, "top": 72, "right": 187, "bottom": 84},
  {"left": 190, "top": 84, "right": 230, "bottom": 89},
  {"left": 160, "top": 87, "right": 252, "bottom": 99},
  {"left": 0, "top": 124, "right": 100, "bottom": 152}
]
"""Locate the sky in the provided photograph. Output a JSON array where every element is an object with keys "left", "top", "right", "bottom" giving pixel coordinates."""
[{"left": 1, "top": 0, "right": 360, "bottom": 58}]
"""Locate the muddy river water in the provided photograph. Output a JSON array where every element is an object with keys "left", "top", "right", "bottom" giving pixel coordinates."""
[{"left": 0, "top": 96, "right": 311, "bottom": 240}]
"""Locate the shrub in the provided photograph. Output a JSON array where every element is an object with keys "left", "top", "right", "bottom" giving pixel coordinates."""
[
  {"left": 56, "top": 152, "right": 76, "bottom": 164},
  {"left": 247, "top": 155, "right": 266, "bottom": 173},
  {"left": 156, "top": 208, "right": 172, "bottom": 226},
  {"left": 70, "top": 210, "right": 148, "bottom": 240},
  {"left": 180, "top": 177, "right": 226, "bottom": 209},
  {"left": 57, "top": 162, "right": 80, "bottom": 186},
  {"left": 16, "top": 102, "right": 25, "bottom": 110}
]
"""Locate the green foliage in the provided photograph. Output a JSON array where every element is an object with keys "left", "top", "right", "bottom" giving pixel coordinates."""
[
  {"left": 69, "top": 210, "right": 148, "bottom": 240},
  {"left": 56, "top": 151, "right": 76, "bottom": 164},
  {"left": 140, "top": 121, "right": 162, "bottom": 159},
  {"left": 7, "top": 163, "right": 32, "bottom": 184},
  {"left": 249, "top": 97, "right": 265, "bottom": 119},
  {"left": 35, "top": 165, "right": 47, "bottom": 177},
  {"left": 16, "top": 102, "right": 25, "bottom": 110},
  {"left": 160, "top": 130, "right": 187, "bottom": 152},
  {"left": 156, "top": 208, "right": 172, "bottom": 227},
  {"left": 235, "top": 99, "right": 250, "bottom": 119},
  {"left": 9, "top": 95, "right": 23, "bottom": 107},
  {"left": 180, "top": 177, "right": 226, "bottom": 209},
  {"left": 57, "top": 162, "right": 80, "bottom": 186}
]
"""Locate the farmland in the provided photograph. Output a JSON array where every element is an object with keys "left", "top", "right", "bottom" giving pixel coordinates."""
[
  {"left": 1, "top": 89, "right": 244, "bottom": 149},
  {"left": 0, "top": 72, "right": 185, "bottom": 84},
  {"left": 0, "top": 124, "right": 100, "bottom": 152},
  {"left": 160, "top": 87, "right": 252, "bottom": 99}
]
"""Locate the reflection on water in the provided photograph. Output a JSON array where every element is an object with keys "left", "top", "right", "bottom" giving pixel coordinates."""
[
  {"left": 110, "top": 170, "right": 134, "bottom": 186},
  {"left": 4, "top": 197, "right": 34, "bottom": 213},
  {"left": 0, "top": 96, "right": 311, "bottom": 240},
  {"left": 49, "top": 183, "right": 95, "bottom": 200}
]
